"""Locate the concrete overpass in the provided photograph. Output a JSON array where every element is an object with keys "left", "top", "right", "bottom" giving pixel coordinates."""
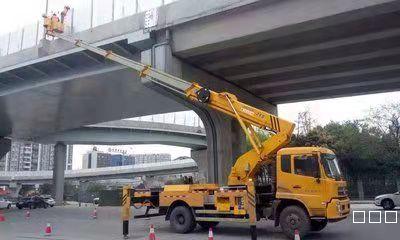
[
  {"left": 0, "top": 159, "right": 198, "bottom": 185},
  {"left": 1, "top": 0, "right": 400, "bottom": 189},
  {"left": 34, "top": 119, "right": 206, "bottom": 150}
]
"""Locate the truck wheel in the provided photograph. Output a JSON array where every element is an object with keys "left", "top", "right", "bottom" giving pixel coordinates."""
[
  {"left": 310, "top": 219, "right": 327, "bottom": 231},
  {"left": 279, "top": 206, "right": 311, "bottom": 239},
  {"left": 382, "top": 199, "right": 395, "bottom": 210},
  {"left": 198, "top": 221, "right": 219, "bottom": 229},
  {"left": 170, "top": 206, "right": 196, "bottom": 233}
]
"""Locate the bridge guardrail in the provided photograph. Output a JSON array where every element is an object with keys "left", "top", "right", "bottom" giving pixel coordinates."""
[
  {"left": 0, "top": 158, "right": 196, "bottom": 180},
  {"left": 0, "top": 0, "right": 181, "bottom": 57}
]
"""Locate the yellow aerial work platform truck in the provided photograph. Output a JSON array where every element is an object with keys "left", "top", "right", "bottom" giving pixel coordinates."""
[{"left": 44, "top": 19, "right": 350, "bottom": 239}]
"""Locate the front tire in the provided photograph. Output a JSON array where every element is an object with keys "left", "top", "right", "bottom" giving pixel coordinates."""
[
  {"left": 169, "top": 206, "right": 196, "bottom": 233},
  {"left": 279, "top": 206, "right": 311, "bottom": 239},
  {"left": 382, "top": 199, "right": 395, "bottom": 210},
  {"left": 198, "top": 221, "right": 219, "bottom": 229},
  {"left": 7, "top": 204, "right": 11, "bottom": 209},
  {"left": 310, "top": 219, "right": 328, "bottom": 231}
]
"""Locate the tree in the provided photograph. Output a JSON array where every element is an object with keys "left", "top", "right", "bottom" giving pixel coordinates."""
[
  {"left": 39, "top": 183, "right": 53, "bottom": 195},
  {"left": 365, "top": 102, "right": 400, "bottom": 179},
  {"left": 290, "top": 125, "right": 332, "bottom": 147},
  {"left": 245, "top": 127, "right": 271, "bottom": 151},
  {"left": 295, "top": 109, "right": 316, "bottom": 136}
]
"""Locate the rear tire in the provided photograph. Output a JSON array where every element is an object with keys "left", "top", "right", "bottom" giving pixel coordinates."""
[
  {"left": 198, "top": 221, "right": 219, "bottom": 229},
  {"left": 382, "top": 199, "right": 395, "bottom": 210},
  {"left": 169, "top": 206, "right": 196, "bottom": 233},
  {"left": 310, "top": 219, "right": 328, "bottom": 231},
  {"left": 7, "top": 204, "right": 11, "bottom": 209},
  {"left": 279, "top": 206, "right": 311, "bottom": 239}
]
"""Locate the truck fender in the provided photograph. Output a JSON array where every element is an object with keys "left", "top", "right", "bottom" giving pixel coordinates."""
[{"left": 165, "top": 200, "right": 195, "bottom": 221}]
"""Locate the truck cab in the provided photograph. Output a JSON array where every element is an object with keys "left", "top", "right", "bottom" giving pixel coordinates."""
[{"left": 274, "top": 147, "right": 350, "bottom": 237}]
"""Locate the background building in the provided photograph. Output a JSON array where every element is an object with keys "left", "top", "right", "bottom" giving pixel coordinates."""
[
  {"left": 0, "top": 140, "right": 73, "bottom": 171},
  {"left": 82, "top": 147, "right": 168, "bottom": 169},
  {"left": 38, "top": 144, "right": 55, "bottom": 171},
  {"left": 133, "top": 153, "right": 171, "bottom": 164},
  {"left": 66, "top": 145, "right": 73, "bottom": 170}
]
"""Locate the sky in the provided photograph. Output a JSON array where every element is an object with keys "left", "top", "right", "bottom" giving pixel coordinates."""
[{"left": 2, "top": 1, "right": 400, "bottom": 169}]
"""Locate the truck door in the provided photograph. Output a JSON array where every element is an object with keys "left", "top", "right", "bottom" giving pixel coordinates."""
[{"left": 290, "top": 154, "right": 325, "bottom": 216}]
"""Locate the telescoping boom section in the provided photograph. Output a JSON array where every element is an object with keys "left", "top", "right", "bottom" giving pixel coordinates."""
[{"left": 46, "top": 31, "right": 295, "bottom": 186}]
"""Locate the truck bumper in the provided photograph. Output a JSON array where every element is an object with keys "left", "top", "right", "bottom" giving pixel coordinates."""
[{"left": 326, "top": 198, "right": 350, "bottom": 221}]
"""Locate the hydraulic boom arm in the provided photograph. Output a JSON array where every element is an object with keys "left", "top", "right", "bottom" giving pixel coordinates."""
[{"left": 47, "top": 31, "right": 295, "bottom": 185}]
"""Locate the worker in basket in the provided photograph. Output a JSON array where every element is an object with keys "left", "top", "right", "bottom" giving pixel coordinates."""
[{"left": 43, "top": 6, "right": 69, "bottom": 33}]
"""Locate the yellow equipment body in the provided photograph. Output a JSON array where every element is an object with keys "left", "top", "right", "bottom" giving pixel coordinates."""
[{"left": 45, "top": 26, "right": 350, "bottom": 239}]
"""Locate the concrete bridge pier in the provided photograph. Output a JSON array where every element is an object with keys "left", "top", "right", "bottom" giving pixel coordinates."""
[
  {"left": 142, "top": 32, "right": 276, "bottom": 184},
  {"left": 53, "top": 142, "right": 66, "bottom": 205},
  {"left": 191, "top": 109, "right": 247, "bottom": 184}
]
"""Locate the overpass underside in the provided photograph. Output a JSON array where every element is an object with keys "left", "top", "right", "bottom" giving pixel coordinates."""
[{"left": 173, "top": 0, "right": 400, "bottom": 104}]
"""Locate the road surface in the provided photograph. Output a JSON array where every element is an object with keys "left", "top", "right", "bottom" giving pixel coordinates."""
[{"left": 0, "top": 204, "right": 398, "bottom": 240}]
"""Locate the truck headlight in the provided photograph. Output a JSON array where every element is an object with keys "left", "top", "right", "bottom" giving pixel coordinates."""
[{"left": 336, "top": 202, "right": 341, "bottom": 212}]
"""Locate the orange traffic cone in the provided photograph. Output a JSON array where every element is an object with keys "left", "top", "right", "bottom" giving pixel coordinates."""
[
  {"left": 294, "top": 229, "right": 300, "bottom": 240},
  {"left": 148, "top": 224, "right": 156, "bottom": 240},
  {"left": 92, "top": 208, "right": 97, "bottom": 219},
  {"left": 0, "top": 211, "right": 5, "bottom": 222},
  {"left": 208, "top": 227, "right": 214, "bottom": 240},
  {"left": 44, "top": 223, "right": 52, "bottom": 236},
  {"left": 25, "top": 210, "right": 30, "bottom": 219}
]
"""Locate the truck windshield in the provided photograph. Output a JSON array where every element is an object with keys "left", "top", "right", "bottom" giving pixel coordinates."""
[{"left": 321, "top": 153, "right": 342, "bottom": 180}]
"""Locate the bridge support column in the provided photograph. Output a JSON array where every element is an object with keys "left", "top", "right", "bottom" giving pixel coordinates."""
[
  {"left": 53, "top": 142, "right": 66, "bottom": 205},
  {"left": 192, "top": 110, "right": 247, "bottom": 184},
  {"left": 142, "top": 32, "right": 276, "bottom": 184},
  {"left": 191, "top": 149, "right": 207, "bottom": 182}
]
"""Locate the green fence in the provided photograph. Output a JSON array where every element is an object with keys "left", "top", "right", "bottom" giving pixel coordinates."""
[
  {"left": 345, "top": 174, "right": 399, "bottom": 200},
  {"left": 98, "top": 189, "right": 122, "bottom": 206}
]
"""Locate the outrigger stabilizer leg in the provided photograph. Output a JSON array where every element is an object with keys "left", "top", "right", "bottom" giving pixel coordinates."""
[{"left": 122, "top": 185, "right": 132, "bottom": 239}]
